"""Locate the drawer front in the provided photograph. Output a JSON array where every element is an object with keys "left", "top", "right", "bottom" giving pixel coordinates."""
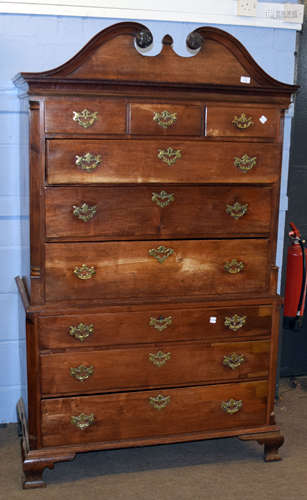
[
  {"left": 39, "top": 304, "right": 272, "bottom": 349},
  {"left": 40, "top": 340, "right": 270, "bottom": 396},
  {"left": 206, "top": 105, "right": 279, "bottom": 139},
  {"left": 41, "top": 380, "right": 268, "bottom": 446},
  {"left": 45, "top": 97, "right": 126, "bottom": 135},
  {"left": 46, "top": 140, "right": 281, "bottom": 185},
  {"left": 128, "top": 103, "right": 202, "bottom": 136},
  {"left": 45, "top": 239, "right": 270, "bottom": 302},
  {"left": 45, "top": 185, "right": 273, "bottom": 240}
]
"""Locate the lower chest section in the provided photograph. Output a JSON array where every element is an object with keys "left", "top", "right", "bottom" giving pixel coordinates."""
[{"left": 37, "top": 300, "right": 277, "bottom": 448}]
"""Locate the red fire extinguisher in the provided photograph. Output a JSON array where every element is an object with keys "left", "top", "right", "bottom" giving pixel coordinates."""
[{"left": 284, "top": 222, "right": 307, "bottom": 330}]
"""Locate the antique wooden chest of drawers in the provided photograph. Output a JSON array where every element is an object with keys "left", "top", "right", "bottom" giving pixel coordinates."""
[{"left": 14, "top": 23, "right": 296, "bottom": 488}]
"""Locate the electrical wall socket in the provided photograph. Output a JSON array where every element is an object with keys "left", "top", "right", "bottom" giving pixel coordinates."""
[
  {"left": 237, "top": 0, "right": 257, "bottom": 17},
  {"left": 283, "top": 3, "right": 304, "bottom": 24}
]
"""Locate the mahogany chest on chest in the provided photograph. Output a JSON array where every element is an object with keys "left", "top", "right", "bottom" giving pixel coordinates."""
[{"left": 15, "top": 23, "right": 296, "bottom": 488}]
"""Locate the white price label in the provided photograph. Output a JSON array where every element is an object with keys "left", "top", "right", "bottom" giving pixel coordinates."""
[{"left": 240, "top": 76, "right": 251, "bottom": 84}]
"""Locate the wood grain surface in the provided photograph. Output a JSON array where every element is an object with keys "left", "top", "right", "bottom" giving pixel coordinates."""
[
  {"left": 45, "top": 185, "right": 273, "bottom": 240},
  {"left": 41, "top": 380, "right": 268, "bottom": 447},
  {"left": 46, "top": 139, "right": 281, "bottom": 185},
  {"left": 39, "top": 304, "right": 272, "bottom": 349},
  {"left": 44, "top": 239, "right": 271, "bottom": 301}
]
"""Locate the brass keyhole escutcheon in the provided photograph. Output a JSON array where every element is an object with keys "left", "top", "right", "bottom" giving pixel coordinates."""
[
  {"left": 71, "top": 413, "right": 95, "bottom": 430},
  {"left": 221, "top": 399, "right": 243, "bottom": 415},
  {"left": 73, "top": 203, "right": 97, "bottom": 222},
  {"left": 149, "top": 316, "right": 173, "bottom": 332},
  {"left": 226, "top": 201, "right": 248, "bottom": 220},
  {"left": 69, "top": 323, "right": 94, "bottom": 342},
  {"left": 149, "top": 394, "right": 171, "bottom": 410},
  {"left": 149, "top": 246, "right": 174, "bottom": 264},
  {"left": 232, "top": 113, "right": 254, "bottom": 129},
  {"left": 74, "top": 264, "right": 96, "bottom": 280},
  {"left": 72, "top": 109, "right": 98, "bottom": 128},
  {"left": 75, "top": 153, "right": 102, "bottom": 172},
  {"left": 152, "top": 191, "right": 175, "bottom": 208},
  {"left": 234, "top": 154, "right": 256, "bottom": 173},
  {"left": 224, "top": 259, "right": 244, "bottom": 274},
  {"left": 70, "top": 364, "right": 94, "bottom": 382},
  {"left": 149, "top": 350, "right": 171, "bottom": 367},
  {"left": 153, "top": 110, "right": 177, "bottom": 128},
  {"left": 224, "top": 314, "right": 247, "bottom": 332},
  {"left": 157, "top": 147, "right": 182, "bottom": 166},
  {"left": 223, "top": 353, "right": 245, "bottom": 370}
]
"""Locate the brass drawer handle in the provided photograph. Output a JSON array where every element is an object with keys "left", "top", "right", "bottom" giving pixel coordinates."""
[
  {"left": 149, "top": 394, "right": 171, "bottom": 410},
  {"left": 153, "top": 110, "right": 177, "bottom": 129},
  {"left": 74, "top": 264, "right": 96, "bottom": 280},
  {"left": 149, "top": 350, "right": 171, "bottom": 367},
  {"left": 75, "top": 153, "right": 102, "bottom": 172},
  {"left": 73, "top": 203, "right": 97, "bottom": 222},
  {"left": 223, "top": 353, "right": 245, "bottom": 370},
  {"left": 232, "top": 113, "right": 254, "bottom": 129},
  {"left": 69, "top": 323, "right": 94, "bottom": 342},
  {"left": 70, "top": 364, "right": 94, "bottom": 382},
  {"left": 149, "top": 245, "right": 174, "bottom": 263},
  {"left": 234, "top": 154, "right": 256, "bottom": 173},
  {"left": 149, "top": 315, "right": 173, "bottom": 332},
  {"left": 224, "top": 259, "right": 244, "bottom": 274},
  {"left": 73, "top": 109, "right": 98, "bottom": 129},
  {"left": 71, "top": 413, "right": 95, "bottom": 430},
  {"left": 152, "top": 190, "right": 175, "bottom": 208},
  {"left": 157, "top": 147, "right": 182, "bottom": 166},
  {"left": 224, "top": 314, "right": 247, "bottom": 332},
  {"left": 221, "top": 398, "right": 243, "bottom": 415},
  {"left": 226, "top": 201, "right": 248, "bottom": 220}
]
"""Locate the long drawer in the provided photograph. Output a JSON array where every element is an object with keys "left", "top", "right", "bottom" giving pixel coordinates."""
[
  {"left": 41, "top": 380, "right": 268, "bottom": 447},
  {"left": 40, "top": 340, "right": 270, "bottom": 396},
  {"left": 46, "top": 139, "right": 281, "bottom": 185},
  {"left": 44, "top": 239, "right": 271, "bottom": 302},
  {"left": 39, "top": 304, "right": 272, "bottom": 349},
  {"left": 45, "top": 185, "right": 273, "bottom": 240}
]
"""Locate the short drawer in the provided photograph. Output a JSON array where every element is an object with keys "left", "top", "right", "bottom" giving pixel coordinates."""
[
  {"left": 39, "top": 304, "right": 273, "bottom": 350},
  {"left": 46, "top": 139, "right": 281, "bottom": 185},
  {"left": 44, "top": 239, "right": 271, "bottom": 302},
  {"left": 45, "top": 97, "right": 126, "bottom": 135},
  {"left": 128, "top": 103, "right": 203, "bottom": 136},
  {"left": 45, "top": 185, "right": 273, "bottom": 240},
  {"left": 206, "top": 105, "right": 280, "bottom": 139},
  {"left": 40, "top": 340, "right": 270, "bottom": 396},
  {"left": 41, "top": 380, "right": 268, "bottom": 446}
]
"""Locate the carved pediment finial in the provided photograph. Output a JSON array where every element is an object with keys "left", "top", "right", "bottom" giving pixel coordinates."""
[
  {"left": 136, "top": 29, "right": 153, "bottom": 49},
  {"left": 162, "top": 34, "right": 173, "bottom": 46},
  {"left": 186, "top": 31, "right": 203, "bottom": 50}
]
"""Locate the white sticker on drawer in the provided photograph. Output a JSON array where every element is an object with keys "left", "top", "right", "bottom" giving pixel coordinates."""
[
  {"left": 209, "top": 316, "right": 217, "bottom": 324},
  {"left": 259, "top": 115, "right": 268, "bottom": 124},
  {"left": 240, "top": 76, "right": 251, "bottom": 84}
]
